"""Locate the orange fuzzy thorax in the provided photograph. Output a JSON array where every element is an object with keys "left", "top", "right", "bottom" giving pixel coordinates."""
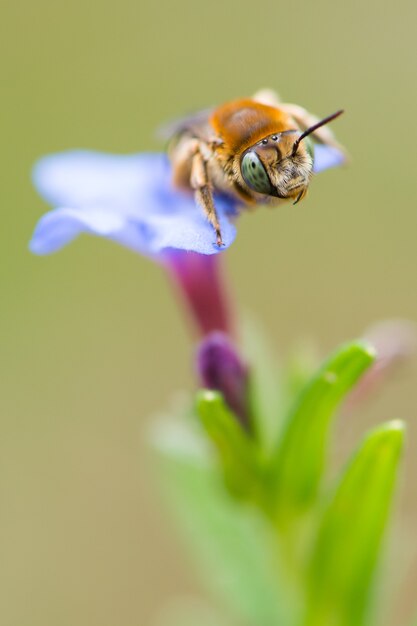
[{"left": 210, "top": 99, "right": 294, "bottom": 156}]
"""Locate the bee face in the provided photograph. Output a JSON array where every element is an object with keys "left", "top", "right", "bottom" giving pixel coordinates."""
[{"left": 240, "top": 131, "right": 313, "bottom": 201}]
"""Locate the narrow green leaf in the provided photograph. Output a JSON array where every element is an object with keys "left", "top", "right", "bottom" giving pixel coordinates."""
[
  {"left": 304, "top": 420, "right": 405, "bottom": 626},
  {"left": 282, "top": 341, "right": 321, "bottom": 412},
  {"left": 154, "top": 431, "right": 290, "bottom": 626},
  {"left": 196, "top": 390, "right": 261, "bottom": 499},
  {"left": 271, "top": 341, "right": 375, "bottom": 519}
]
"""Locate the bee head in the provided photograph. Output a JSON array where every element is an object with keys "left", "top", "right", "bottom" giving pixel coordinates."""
[
  {"left": 240, "top": 131, "right": 313, "bottom": 203},
  {"left": 240, "top": 109, "right": 344, "bottom": 204}
]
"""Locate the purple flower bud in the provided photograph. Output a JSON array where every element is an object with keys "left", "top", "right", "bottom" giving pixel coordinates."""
[{"left": 196, "top": 332, "right": 251, "bottom": 430}]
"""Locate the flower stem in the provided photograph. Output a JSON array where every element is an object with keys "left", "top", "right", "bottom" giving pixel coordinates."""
[{"left": 165, "top": 251, "right": 235, "bottom": 338}]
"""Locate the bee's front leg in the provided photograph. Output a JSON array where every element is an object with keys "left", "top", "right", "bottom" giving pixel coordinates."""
[{"left": 191, "top": 149, "right": 224, "bottom": 247}]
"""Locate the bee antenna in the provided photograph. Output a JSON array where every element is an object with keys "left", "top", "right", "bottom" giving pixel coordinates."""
[{"left": 291, "top": 109, "right": 344, "bottom": 157}]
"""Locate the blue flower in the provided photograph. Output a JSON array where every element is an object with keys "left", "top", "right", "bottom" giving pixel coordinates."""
[
  {"left": 30, "top": 152, "right": 238, "bottom": 257},
  {"left": 30, "top": 147, "right": 344, "bottom": 258}
]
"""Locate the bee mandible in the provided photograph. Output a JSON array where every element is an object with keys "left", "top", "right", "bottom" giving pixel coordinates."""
[{"left": 165, "top": 89, "right": 346, "bottom": 247}]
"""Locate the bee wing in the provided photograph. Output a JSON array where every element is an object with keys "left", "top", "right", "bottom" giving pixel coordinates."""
[
  {"left": 252, "top": 88, "right": 282, "bottom": 107},
  {"left": 156, "top": 107, "right": 214, "bottom": 142}
]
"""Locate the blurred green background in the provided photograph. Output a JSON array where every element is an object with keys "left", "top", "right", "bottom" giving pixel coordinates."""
[{"left": 1, "top": 0, "right": 416, "bottom": 624}]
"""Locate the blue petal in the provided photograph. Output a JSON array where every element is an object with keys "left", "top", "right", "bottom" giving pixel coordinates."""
[
  {"left": 313, "top": 145, "right": 346, "bottom": 174},
  {"left": 31, "top": 151, "right": 237, "bottom": 256},
  {"left": 29, "top": 206, "right": 152, "bottom": 255},
  {"left": 33, "top": 151, "right": 160, "bottom": 210}
]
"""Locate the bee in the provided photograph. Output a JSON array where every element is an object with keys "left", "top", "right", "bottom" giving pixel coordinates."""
[{"left": 165, "top": 89, "right": 346, "bottom": 246}]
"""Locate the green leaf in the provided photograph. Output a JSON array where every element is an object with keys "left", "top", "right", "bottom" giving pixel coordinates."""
[
  {"left": 195, "top": 390, "right": 261, "bottom": 499},
  {"left": 153, "top": 423, "right": 291, "bottom": 626},
  {"left": 282, "top": 340, "right": 321, "bottom": 412},
  {"left": 271, "top": 341, "right": 375, "bottom": 520},
  {"left": 304, "top": 420, "right": 405, "bottom": 626}
]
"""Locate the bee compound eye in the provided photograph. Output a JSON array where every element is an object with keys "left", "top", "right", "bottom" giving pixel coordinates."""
[{"left": 241, "top": 151, "right": 274, "bottom": 195}]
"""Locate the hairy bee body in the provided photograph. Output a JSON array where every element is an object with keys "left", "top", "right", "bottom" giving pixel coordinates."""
[{"left": 166, "top": 90, "right": 345, "bottom": 246}]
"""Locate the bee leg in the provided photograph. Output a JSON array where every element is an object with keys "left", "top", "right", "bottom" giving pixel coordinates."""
[
  {"left": 191, "top": 150, "right": 224, "bottom": 247},
  {"left": 169, "top": 136, "right": 200, "bottom": 189}
]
